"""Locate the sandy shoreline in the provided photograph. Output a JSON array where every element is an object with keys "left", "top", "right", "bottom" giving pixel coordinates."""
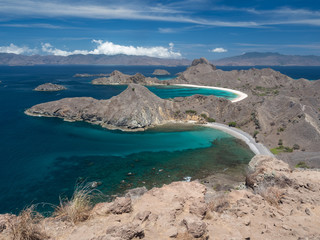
[
  {"left": 203, "top": 122, "right": 273, "bottom": 156},
  {"left": 172, "top": 84, "right": 248, "bottom": 103}
]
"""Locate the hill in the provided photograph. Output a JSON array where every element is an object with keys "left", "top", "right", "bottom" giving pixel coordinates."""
[
  {"left": 213, "top": 52, "right": 320, "bottom": 66},
  {"left": 0, "top": 53, "right": 190, "bottom": 66}
]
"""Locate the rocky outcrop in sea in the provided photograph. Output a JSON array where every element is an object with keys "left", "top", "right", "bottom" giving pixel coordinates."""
[
  {"left": 34, "top": 83, "right": 66, "bottom": 91},
  {"left": 152, "top": 69, "right": 170, "bottom": 75}
]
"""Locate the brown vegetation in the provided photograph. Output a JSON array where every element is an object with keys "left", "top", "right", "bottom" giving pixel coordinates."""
[{"left": 6, "top": 206, "right": 47, "bottom": 240}]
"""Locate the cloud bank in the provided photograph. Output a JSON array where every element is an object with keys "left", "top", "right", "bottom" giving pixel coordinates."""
[
  {"left": 211, "top": 47, "right": 228, "bottom": 53},
  {"left": 0, "top": 43, "right": 36, "bottom": 55},
  {"left": 42, "top": 40, "right": 182, "bottom": 58}
]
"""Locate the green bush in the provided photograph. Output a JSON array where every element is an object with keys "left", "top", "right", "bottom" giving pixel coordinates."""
[
  {"left": 185, "top": 110, "right": 197, "bottom": 115},
  {"left": 295, "top": 161, "right": 309, "bottom": 169},
  {"left": 293, "top": 144, "right": 300, "bottom": 150},
  {"left": 200, "top": 113, "right": 207, "bottom": 119},
  {"left": 207, "top": 118, "right": 216, "bottom": 123},
  {"left": 228, "top": 122, "right": 237, "bottom": 127},
  {"left": 278, "top": 139, "right": 283, "bottom": 146}
]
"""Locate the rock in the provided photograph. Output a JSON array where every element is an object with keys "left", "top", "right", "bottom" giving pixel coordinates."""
[
  {"left": 305, "top": 208, "right": 311, "bottom": 215},
  {"left": 189, "top": 200, "right": 207, "bottom": 219},
  {"left": 183, "top": 217, "right": 207, "bottom": 238},
  {"left": 109, "top": 197, "right": 132, "bottom": 214},
  {"left": 125, "top": 187, "right": 148, "bottom": 200},
  {"left": 34, "top": 83, "right": 66, "bottom": 91},
  {"left": 166, "top": 227, "right": 178, "bottom": 238},
  {"left": 134, "top": 211, "right": 151, "bottom": 223},
  {"left": 91, "top": 202, "right": 112, "bottom": 216},
  {"left": 105, "top": 223, "right": 144, "bottom": 240},
  {"left": 152, "top": 69, "right": 170, "bottom": 75},
  {"left": 90, "top": 181, "right": 102, "bottom": 188}
]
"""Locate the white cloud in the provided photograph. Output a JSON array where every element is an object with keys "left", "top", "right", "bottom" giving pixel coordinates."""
[
  {"left": 41, "top": 43, "right": 88, "bottom": 56},
  {"left": 41, "top": 40, "right": 182, "bottom": 58},
  {"left": 211, "top": 47, "right": 228, "bottom": 53},
  {"left": 0, "top": 43, "right": 36, "bottom": 54}
]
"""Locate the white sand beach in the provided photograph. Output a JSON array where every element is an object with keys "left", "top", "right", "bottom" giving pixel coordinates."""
[
  {"left": 172, "top": 84, "right": 248, "bottom": 103},
  {"left": 204, "top": 122, "right": 273, "bottom": 156}
]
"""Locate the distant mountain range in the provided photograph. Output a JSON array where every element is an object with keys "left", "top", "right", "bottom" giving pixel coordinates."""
[
  {"left": 212, "top": 52, "right": 320, "bottom": 66},
  {"left": 1, "top": 52, "right": 320, "bottom": 66},
  {"left": 0, "top": 53, "right": 190, "bottom": 66}
]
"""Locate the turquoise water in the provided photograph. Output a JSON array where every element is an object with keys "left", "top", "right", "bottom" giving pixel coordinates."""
[{"left": 0, "top": 65, "right": 252, "bottom": 214}]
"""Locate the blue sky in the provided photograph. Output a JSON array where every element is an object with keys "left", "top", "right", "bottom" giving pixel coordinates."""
[{"left": 0, "top": 0, "right": 319, "bottom": 59}]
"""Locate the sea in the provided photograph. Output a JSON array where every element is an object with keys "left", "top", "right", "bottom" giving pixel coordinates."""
[{"left": 0, "top": 65, "right": 319, "bottom": 214}]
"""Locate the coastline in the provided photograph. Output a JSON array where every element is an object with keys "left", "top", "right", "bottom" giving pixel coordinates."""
[
  {"left": 172, "top": 83, "right": 248, "bottom": 103},
  {"left": 203, "top": 122, "right": 273, "bottom": 156}
]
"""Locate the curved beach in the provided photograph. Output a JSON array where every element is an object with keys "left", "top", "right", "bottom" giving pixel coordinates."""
[
  {"left": 204, "top": 122, "right": 273, "bottom": 156},
  {"left": 172, "top": 84, "right": 248, "bottom": 103}
]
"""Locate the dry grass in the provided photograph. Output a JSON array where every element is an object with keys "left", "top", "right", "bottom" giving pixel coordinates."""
[
  {"left": 54, "top": 182, "right": 98, "bottom": 224},
  {"left": 208, "top": 193, "right": 230, "bottom": 213},
  {"left": 7, "top": 205, "right": 48, "bottom": 240}
]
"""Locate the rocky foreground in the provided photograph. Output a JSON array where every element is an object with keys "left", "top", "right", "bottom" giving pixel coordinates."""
[{"left": 1, "top": 155, "right": 319, "bottom": 239}]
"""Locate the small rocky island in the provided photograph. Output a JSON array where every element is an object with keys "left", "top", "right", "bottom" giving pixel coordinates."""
[
  {"left": 152, "top": 69, "right": 170, "bottom": 75},
  {"left": 92, "top": 70, "right": 162, "bottom": 85},
  {"left": 34, "top": 83, "right": 66, "bottom": 91}
]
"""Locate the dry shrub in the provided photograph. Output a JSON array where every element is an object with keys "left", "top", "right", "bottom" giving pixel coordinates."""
[
  {"left": 54, "top": 182, "right": 98, "bottom": 224},
  {"left": 208, "top": 193, "right": 230, "bottom": 213},
  {"left": 7, "top": 205, "right": 48, "bottom": 240},
  {"left": 257, "top": 185, "right": 284, "bottom": 206}
]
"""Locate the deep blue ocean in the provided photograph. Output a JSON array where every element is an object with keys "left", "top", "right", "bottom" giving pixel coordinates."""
[{"left": 0, "top": 65, "right": 319, "bottom": 214}]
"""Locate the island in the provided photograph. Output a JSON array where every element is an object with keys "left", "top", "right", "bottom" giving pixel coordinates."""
[
  {"left": 34, "top": 83, "right": 66, "bottom": 91},
  {"left": 91, "top": 70, "right": 162, "bottom": 85},
  {"left": 73, "top": 73, "right": 110, "bottom": 78},
  {"left": 152, "top": 69, "right": 170, "bottom": 75}
]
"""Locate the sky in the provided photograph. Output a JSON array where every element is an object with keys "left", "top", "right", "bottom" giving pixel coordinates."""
[{"left": 0, "top": 0, "right": 320, "bottom": 59}]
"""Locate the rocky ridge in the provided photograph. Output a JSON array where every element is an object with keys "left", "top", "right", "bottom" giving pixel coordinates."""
[
  {"left": 91, "top": 70, "right": 162, "bottom": 85},
  {"left": 1, "top": 155, "right": 320, "bottom": 239}
]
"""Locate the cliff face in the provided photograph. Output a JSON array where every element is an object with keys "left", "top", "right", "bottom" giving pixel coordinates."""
[
  {"left": 26, "top": 84, "right": 175, "bottom": 130},
  {"left": 1, "top": 155, "right": 320, "bottom": 239}
]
